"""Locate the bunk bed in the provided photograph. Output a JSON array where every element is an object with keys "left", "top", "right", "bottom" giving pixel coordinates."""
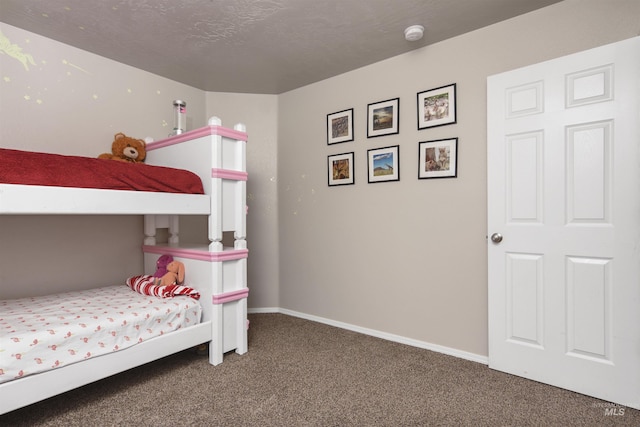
[{"left": 0, "top": 117, "right": 249, "bottom": 414}]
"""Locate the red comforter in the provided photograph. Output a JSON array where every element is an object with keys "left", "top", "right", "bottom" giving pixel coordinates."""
[{"left": 0, "top": 148, "right": 204, "bottom": 194}]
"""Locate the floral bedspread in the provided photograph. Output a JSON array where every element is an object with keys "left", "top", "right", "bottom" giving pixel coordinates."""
[{"left": 0, "top": 285, "right": 202, "bottom": 383}]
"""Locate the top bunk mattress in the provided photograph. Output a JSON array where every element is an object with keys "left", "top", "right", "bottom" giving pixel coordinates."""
[{"left": 0, "top": 148, "right": 204, "bottom": 194}]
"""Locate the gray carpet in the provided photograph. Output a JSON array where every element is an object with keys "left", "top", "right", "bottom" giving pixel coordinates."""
[{"left": 1, "top": 313, "right": 637, "bottom": 426}]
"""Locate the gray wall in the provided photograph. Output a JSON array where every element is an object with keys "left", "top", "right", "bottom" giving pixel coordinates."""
[
  {"left": 276, "top": 0, "right": 640, "bottom": 358},
  {"left": 0, "top": 22, "right": 206, "bottom": 298},
  {"left": 1, "top": 0, "right": 639, "bottom": 359}
]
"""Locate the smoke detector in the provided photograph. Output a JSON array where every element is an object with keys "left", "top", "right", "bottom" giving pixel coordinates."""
[{"left": 404, "top": 25, "right": 424, "bottom": 42}]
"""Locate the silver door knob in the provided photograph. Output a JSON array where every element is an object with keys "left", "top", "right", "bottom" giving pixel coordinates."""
[{"left": 490, "top": 233, "right": 503, "bottom": 243}]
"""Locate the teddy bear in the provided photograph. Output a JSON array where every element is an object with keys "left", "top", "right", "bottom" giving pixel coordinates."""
[
  {"left": 153, "top": 254, "right": 174, "bottom": 279},
  {"left": 154, "top": 260, "right": 185, "bottom": 287},
  {"left": 98, "top": 132, "right": 146, "bottom": 163}
]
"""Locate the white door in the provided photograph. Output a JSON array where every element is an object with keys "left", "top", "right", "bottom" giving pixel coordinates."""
[{"left": 487, "top": 37, "right": 640, "bottom": 408}]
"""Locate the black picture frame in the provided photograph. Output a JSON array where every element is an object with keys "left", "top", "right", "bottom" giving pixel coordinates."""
[
  {"left": 418, "top": 138, "right": 458, "bottom": 179},
  {"left": 328, "top": 152, "right": 355, "bottom": 186},
  {"left": 367, "top": 98, "right": 400, "bottom": 138},
  {"left": 367, "top": 145, "right": 400, "bottom": 183},
  {"left": 327, "top": 108, "right": 354, "bottom": 144},
  {"left": 417, "top": 84, "right": 457, "bottom": 130}
]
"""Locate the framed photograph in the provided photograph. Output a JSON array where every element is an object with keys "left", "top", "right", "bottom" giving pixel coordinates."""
[
  {"left": 418, "top": 138, "right": 458, "bottom": 179},
  {"left": 327, "top": 108, "right": 354, "bottom": 144},
  {"left": 367, "top": 98, "right": 399, "bottom": 138},
  {"left": 417, "top": 83, "right": 457, "bottom": 130},
  {"left": 328, "top": 152, "right": 355, "bottom": 186},
  {"left": 367, "top": 145, "right": 400, "bottom": 183}
]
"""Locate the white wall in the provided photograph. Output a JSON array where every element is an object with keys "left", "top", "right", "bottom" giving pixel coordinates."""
[{"left": 276, "top": 0, "right": 640, "bottom": 358}]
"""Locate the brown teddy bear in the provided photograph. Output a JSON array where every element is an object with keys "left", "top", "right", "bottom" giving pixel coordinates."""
[
  {"left": 98, "top": 132, "right": 146, "bottom": 163},
  {"left": 153, "top": 260, "right": 185, "bottom": 287}
]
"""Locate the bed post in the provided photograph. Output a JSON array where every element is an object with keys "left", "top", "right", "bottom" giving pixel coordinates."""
[
  {"left": 144, "top": 215, "right": 156, "bottom": 245},
  {"left": 144, "top": 214, "right": 180, "bottom": 246},
  {"left": 233, "top": 122, "right": 247, "bottom": 251},
  {"left": 209, "top": 260, "right": 224, "bottom": 365},
  {"left": 208, "top": 116, "right": 224, "bottom": 252},
  {"left": 208, "top": 172, "right": 224, "bottom": 252},
  {"left": 168, "top": 215, "right": 179, "bottom": 245}
]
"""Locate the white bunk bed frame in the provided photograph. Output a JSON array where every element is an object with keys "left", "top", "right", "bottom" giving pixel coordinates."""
[{"left": 0, "top": 117, "right": 249, "bottom": 414}]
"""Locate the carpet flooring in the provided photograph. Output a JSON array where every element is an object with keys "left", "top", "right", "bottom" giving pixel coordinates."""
[{"left": 1, "top": 313, "right": 637, "bottom": 426}]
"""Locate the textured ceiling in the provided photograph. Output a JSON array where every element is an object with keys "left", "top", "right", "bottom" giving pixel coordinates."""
[{"left": 0, "top": 0, "right": 562, "bottom": 94}]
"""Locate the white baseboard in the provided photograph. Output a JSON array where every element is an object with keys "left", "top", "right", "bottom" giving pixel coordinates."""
[
  {"left": 248, "top": 307, "right": 488, "bottom": 365},
  {"left": 248, "top": 307, "right": 280, "bottom": 314}
]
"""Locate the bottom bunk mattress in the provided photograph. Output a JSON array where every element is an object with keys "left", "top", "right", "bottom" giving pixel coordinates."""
[{"left": 0, "top": 285, "right": 202, "bottom": 384}]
